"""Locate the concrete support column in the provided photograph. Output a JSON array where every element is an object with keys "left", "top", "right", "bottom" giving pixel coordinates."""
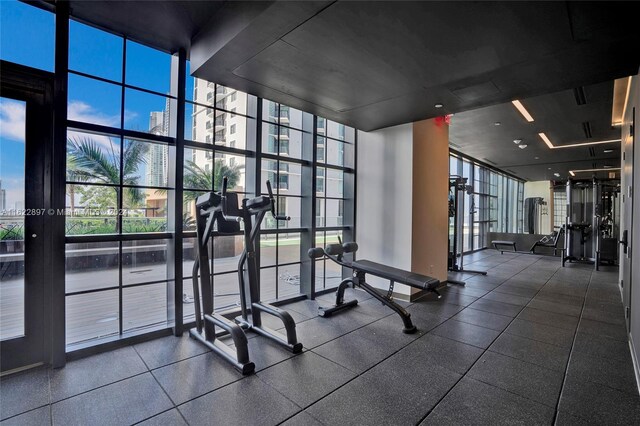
[{"left": 412, "top": 118, "right": 450, "bottom": 288}]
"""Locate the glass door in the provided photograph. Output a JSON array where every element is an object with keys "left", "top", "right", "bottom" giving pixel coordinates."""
[{"left": 0, "top": 64, "right": 52, "bottom": 372}]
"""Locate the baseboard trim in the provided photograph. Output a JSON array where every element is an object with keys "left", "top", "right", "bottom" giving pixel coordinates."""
[{"left": 629, "top": 332, "right": 640, "bottom": 397}]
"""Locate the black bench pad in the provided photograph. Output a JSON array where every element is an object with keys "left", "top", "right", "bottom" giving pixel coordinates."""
[
  {"left": 351, "top": 259, "right": 439, "bottom": 290},
  {"left": 492, "top": 240, "right": 516, "bottom": 246}
]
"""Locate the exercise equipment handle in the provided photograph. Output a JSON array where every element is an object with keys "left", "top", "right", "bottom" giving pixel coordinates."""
[
  {"left": 220, "top": 177, "right": 242, "bottom": 223},
  {"left": 266, "top": 180, "right": 291, "bottom": 221}
]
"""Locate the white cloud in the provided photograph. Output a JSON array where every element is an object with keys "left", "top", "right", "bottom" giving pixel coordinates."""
[
  {"left": 68, "top": 101, "right": 120, "bottom": 127},
  {"left": 0, "top": 99, "right": 26, "bottom": 142}
]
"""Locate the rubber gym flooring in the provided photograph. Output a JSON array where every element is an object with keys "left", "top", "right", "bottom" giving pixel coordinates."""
[{"left": 1, "top": 250, "right": 639, "bottom": 425}]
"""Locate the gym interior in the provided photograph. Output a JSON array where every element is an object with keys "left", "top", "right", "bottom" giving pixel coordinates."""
[{"left": 1, "top": 1, "right": 640, "bottom": 424}]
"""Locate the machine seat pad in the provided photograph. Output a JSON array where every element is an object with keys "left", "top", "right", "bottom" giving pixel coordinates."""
[
  {"left": 246, "top": 196, "right": 271, "bottom": 210},
  {"left": 351, "top": 260, "right": 439, "bottom": 290}
]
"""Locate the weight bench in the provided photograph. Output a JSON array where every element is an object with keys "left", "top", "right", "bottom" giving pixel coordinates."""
[
  {"left": 492, "top": 240, "right": 517, "bottom": 254},
  {"left": 530, "top": 228, "right": 564, "bottom": 255},
  {"left": 309, "top": 242, "right": 441, "bottom": 334}
]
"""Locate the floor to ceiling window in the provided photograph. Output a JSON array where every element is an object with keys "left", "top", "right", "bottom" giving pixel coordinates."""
[
  {"left": 0, "top": 3, "right": 359, "bottom": 350},
  {"left": 64, "top": 20, "right": 178, "bottom": 347},
  {"left": 314, "top": 117, "right": 356, "bottom": 290},
  {"left": 450, "top": 152, "right": 524, "bottom": 252}
]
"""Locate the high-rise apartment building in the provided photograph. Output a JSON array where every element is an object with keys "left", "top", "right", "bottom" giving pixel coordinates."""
[{"left": 0, "top": 179, "right": 6, "bottom": 211}]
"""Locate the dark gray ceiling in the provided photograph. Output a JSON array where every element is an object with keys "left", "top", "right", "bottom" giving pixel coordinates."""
[
  {"left": 449, "top": 80, "right": 622, "bottom": 181},
  {"left": 67, "top": 1, "right": 224, "bottom": 54},
  {"left": 63, "top": 0, "right": 632, "bottom": 182},
  {"left": 66, "top": 1, "right": 640, "bottom": 133},
  {"left": 189, "top": 1, "right": 640, "bottom": 131}
]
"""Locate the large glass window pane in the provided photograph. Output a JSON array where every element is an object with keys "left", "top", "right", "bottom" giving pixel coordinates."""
[
  {"left": 278, "top": 264, "right": 301, "bottom": 299},
  {"left": 316, "top": 198, "right": 325, "bottom": 227},
  {"left": 213, "top": 235, "right": 243, "bottom": 274},
  {"left": 125, "top": 40, "right": 171, "bottom": 94},
  {"left": 66, "top": 290, "right": 119, "bottom": 345},
  {"left": 69, "top": 20, "right": 123, "bottom": 82},
  {"left": 0, "top": 1, "right": 54, "bottom": 71},
  {"left": 326, "top": 169, "right": 344, "bottom": 198},
  {"left": 276, "top": 196, "right": 301, "bottom": 229},
  {"left": 65, "top": 242, "right": 119, "bottom": 293},
  {"left": 325, "top": 258, "right": 343, "bottom": 289},
  {"left": 184, "top": 102, "right": 214, "bottom": 143},
  {"left": 216, "top": 86, "right": 249, "bottom": 116},
  {"left": 0, "top": 97, "right": 26, "bottom": 339},
  {"left": 260, "top": 234, "right": 278, "bottom": 268},
  {"left": 135, "top": 140, "right": 172, "bottom": 188},
  {"left": 260, "top": 267, "right": 277, "bottom": 301},
  {"left": 327, "top": 120, "right": 349, "bottom": 141},
  {"left": 325, "top": 138, "right": 345, "bottom": 167},
  {"left": 67, "top": 130, "right": 121, "bottom": 184},
  {"left": 122, "top": 188, "right": 169, "bottom": 233},
  {"left": 216, "top": 111, "right": 247, "bottom": 150},
  {"left": 275, "top": 161, "right": 302, "bottom": 196},
  {"left": 122, "top": 240, "right": 168, "bottom": 285},
  {"left": 65, "top": 184, "right": 118, "bottom": 235},
  {"left": 278, "top": 232, "right": 301, "bottom": 264},
  {"left": 68, "top": 74, "right": 122, "bottom": 127},
  {"left": 124, "top": 89, "right": 174, "bottom": 136},
  {"left": 262, "top": 100, "right": 279, "bottom": 123},
  {"left": 214, "top": 153, "right": 245, "bottom": 192},
  {"left": 326, "top": 199, "right": 344, "bottom": 227},
  {"left": 123, "top": 283, "right": 167, "bottom": 332},
  {"left": 212, "top": 273, "right": 241, "bottom": 311},
  {"left": 182, "top": 237, "right": 197, "bottom": 277},
  {"left": 262, "top": 123, "right": 279, "bottom": 155},
  {"left": 184, "top": 147, "right": 213, "bottom": 190}
]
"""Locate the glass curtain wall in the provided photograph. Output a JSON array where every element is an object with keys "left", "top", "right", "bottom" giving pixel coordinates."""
[
  {"left": 450, "top": 153, "right": 524, "bottom": 252},
  {"left": 65, "top": 20, "right": 178, "bottom": 347},
  {"left": 58, "top": 18, "right": 356, "bottom": 347},
  {"left": 315, "top": 118, "right": 356, "bottom": 290}
]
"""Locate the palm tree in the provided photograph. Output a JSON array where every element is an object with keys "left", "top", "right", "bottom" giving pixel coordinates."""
[
  {"left": 183, "top": 159, "right": 242, "bottom": 202},
  {"left": 67, "top": 136, "right": 149, "bottom": 208}
]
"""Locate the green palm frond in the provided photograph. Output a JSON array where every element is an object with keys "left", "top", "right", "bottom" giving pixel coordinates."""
[{"left": 67, "top": 137, "right": 119, "bottom": 185}]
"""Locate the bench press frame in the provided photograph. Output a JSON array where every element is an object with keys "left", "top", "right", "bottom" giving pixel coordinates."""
[{"left": 311, "top": 244, "right": 441, "bottom": 334}]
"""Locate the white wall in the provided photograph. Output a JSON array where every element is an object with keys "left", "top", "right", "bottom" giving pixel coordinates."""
[
  {"left": 523, "top": 180, "right": 552, "bottom": 234},
  {"left": 356, "top": 123, "right": 414, "bottom": 295},
  {"left": 626, "top": 73, "right": 640, "bottom": 391}
]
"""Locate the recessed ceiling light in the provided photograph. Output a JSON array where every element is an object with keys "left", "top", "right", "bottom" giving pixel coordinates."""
[
  {"left": 548, "top": 167, "right": 552, "bottom": 170},
  {"left": 603, "top": 149, "right": 614, "bottom": 153},
  {"left": 512, "top": 100, "right": 535, "bottom": 122},
  {"left": 518, "top": 144, "right": 528, "bottom": 149},
  {"left": 513, "top": 139, "right": 522, "bottom": 144},
  {"left": 434, "top": 103, "right": 443, "bottom": 108},
  {"left": 534, "top": 156, "right": 539, "bottom": 159},
  {"left": 494, "top": 122, "right": 501, "bottom": 126},
  {"left": 553, "top": 173, "right": 561, "bottom": 177}
]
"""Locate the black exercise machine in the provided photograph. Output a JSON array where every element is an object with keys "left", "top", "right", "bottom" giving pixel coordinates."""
[
  {"left": 448, "top": 176, "right": 487, "bottom": 283},
  {"left": 308, "top": 241, "right": 441, "bottom": 334},
  {"left": 530, "top": 227, "right": 564, "bottom": 255},
  {"left": 189, "top": 178, "right": 302, "bottom": 374}
]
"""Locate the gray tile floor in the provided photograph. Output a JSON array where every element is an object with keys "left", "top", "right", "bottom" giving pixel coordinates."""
[{"left": 2, "top": 250, "right": 639, "bottom": 425}]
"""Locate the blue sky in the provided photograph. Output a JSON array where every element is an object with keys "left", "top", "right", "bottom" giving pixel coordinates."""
[{"left": 1, "top": 0, "right": 193, "bottom": 207}]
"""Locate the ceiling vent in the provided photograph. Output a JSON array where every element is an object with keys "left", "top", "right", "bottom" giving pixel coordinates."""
[
  {"left": 588, "top": 147, "right": 596, "bottom": 157},
  {"left": 574, "top": 87, "right": 587, "bottom": 105},
  {"left": 582, "top": 121, "right": 593, "bottom": 139}
]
